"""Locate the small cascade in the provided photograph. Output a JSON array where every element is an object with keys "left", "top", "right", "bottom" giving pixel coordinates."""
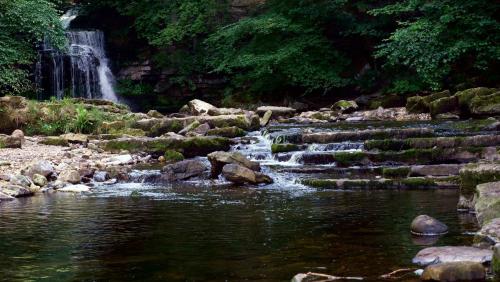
[{"left": 36, "top": 9, "right": 118, "bottom": 102}]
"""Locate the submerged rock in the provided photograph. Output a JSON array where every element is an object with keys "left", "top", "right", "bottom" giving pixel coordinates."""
[
  {"left": 421, "top": 262, "right": 486, "bottom": 282},
  {"left": 222, "top": 164, "right": 273, "bottom": 185},
  {"left": 208, "top": 151, "right": 260, "bottom": 178},
  {"left": 413, "top": 246, "right": 492, "bottom": 266},
  {"left": 161, "top": 159, "right": 207, "bottom": 181},
  {"left": 411, "top": 215, "right": 448, "bottom": 236}
]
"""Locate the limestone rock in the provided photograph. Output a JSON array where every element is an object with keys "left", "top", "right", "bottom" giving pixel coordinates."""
[
  {"left": 474, "top": 181, "right": 500, "bottom": 225},
  {"left": 147, "top": 110, "right": 164, "bottom": 118},
  {"left": 104, "top": 154, "right": 134, "bottom": 166},
  {"left": 0, "top": 191, "right": 14, "bottom": 201},
  {"left": 208, "top": 151, "right": 260, "bottom": 178},
  {"left": 188, "top": 99, "right": 216, "bottom": 115},
  {"left": 161, "top": 160, "right": 207, "bottom": 181},
  {"left": 260, "top": 110, "right": 273, "bottom": 127},
  {"left": 32, "top": 174, "right": 48, "bottom": 187},
  {"left": 413, "top": 246, "right": 492, "bottom": 266},
  {"left": 331, "top": 100, "right": 358, "bottom": 114},
  {"left": 187, "top": 122, "right": 211, "bottom": 136},
  {"left": 222, "top": 164, "right": 273, "bottom": 185},
  {"left": 459, "top": 163, "right": 500, "bottom": 211},
  {"left": 206, "top": 127, "right": 246, "bottom": 138},
  {"left": 0, "top": 184, "right": 33, "bottom": 197},
  {"left": 26, "top": 160, "right": 55, "bottom": 178},
  {"left": 421, "top": 262, "right": 486, "bottom": 282},
  {"left": 60, "top": 133, "right": 88, "bottom": 144},
  {"left": 476, "top": 218, "right": 500, "bottom": 245},
  {"left": 256, "top": 106, "right": 296, "bottom": 118},
  {"left": 411, "top": 215, "right": 448, "bottom": 236},
  {"left": 208, "top": 107, "right": 245, "bottom": 116},
  {"left": 0, "top": 134, "right": 22, "bottom": 148},
  {"left": 59, "top": 169, "right": 81, "bottom": 184},
  {"left": 93, "top": 171, "right": 110, "bottom": 182},
  {"left": 9, "top": 174, "right": 32, "bottom": 188}
]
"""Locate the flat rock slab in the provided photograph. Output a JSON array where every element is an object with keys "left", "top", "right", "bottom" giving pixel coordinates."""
[
  {"left": 413, "top": 246, "right": 493, "bottom": 266},
  {"left": 58, "top": 184, "right": 91, "bottom": 193}
]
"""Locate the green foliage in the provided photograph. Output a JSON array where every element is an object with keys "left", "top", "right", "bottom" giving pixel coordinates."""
[
  {"left": 0, "top": 0, "right": 65, "bottom": 95},
  {"left": 116, "top": 79, "right": 154, "bottom": 96},
  {"left": 371, "top": 0, "right": 500, "bottom": 90}
]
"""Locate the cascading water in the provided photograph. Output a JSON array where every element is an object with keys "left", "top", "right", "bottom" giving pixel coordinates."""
[{"left": 36, "top": 9, "right": 118, "bottom": 102}]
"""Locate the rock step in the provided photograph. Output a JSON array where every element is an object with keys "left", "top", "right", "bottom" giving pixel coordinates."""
[
  {"left": 280, "top": 147, "right": 498, "bottom": 166},
  {"left": 96, "top": 136, "right": 231, "bottom": 158},
  {"left": 365, "top": 134, "right": 500, "bottom": 151},
  {"left": 301, "top": 128, "right": 435, "bottom": 144},
  {"left": 277, "top": 164, "right": 464, "bottom": 178},
  {"left": 301, "top": 176, "right": 459, "bottom": 190}
]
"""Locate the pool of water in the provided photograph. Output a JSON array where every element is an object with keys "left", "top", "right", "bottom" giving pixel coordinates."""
[{"left": 0, "top": 185, "right": 478, "bottom": 281}]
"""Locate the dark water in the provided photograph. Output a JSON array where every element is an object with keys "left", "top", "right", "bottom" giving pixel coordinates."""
[{"left": 0, "top": 185, "right": 477, "bottom": 282}]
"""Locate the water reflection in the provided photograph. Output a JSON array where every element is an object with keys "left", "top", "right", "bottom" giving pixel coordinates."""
[{"left": 0, "top": 189, "right": 477, "bottom": 281}]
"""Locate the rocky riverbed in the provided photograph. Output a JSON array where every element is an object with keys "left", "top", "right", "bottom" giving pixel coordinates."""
[{"left": 1, "top": 87, "right": 500, "bottom": 281}]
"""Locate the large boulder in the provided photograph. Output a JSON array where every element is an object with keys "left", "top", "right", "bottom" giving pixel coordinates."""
[
  {"left": 256, "top": 106, "right": 296, "bottom": 118},
  {"left": 25, "top": 160, "right": 55, "bottom": 178},
  {"left": 0, "top": 134, "right": 22, "bottom": 148},
  {"left": 161, "top": 160, "right": 207, "bottom": 181},
  {"left": 413, "top": 246, "right": 492, "bottom": 266},
  {"left": 406, "top": 90, "right": 451, "bottom": 114},
  {"left": 411, "top": 215, "right": 448, "bottom": 236},
  {"left": 0, "top": 184, "right": 34, "bottom": 197},
  {"left": 187, "top": 99, "right": 216, "bottom": 115},
  {"left": 222, "top": 164, "right": 273, "bottom": 185},
  {"left": 10, "top": 174, "right": 33, "bottom": 188},
  {"left": 456, "top": 87, "right": 496, "bottom": 115},
  {"left": 58, "top": 169, "right": 81, "bottom": 184},
  {"left": 207, "top": 151, "right": 260, "bottom": 178},
  {"left": 476, "top": 218, "right": 500, "bottom": 245},
  {"left": 429, "top": 96, "right": 459, "bottom": 117},
  {"left": 32, "top": 174, "right": 48, "bottom": 187},
  {"left": 421, "top": 262, "right": 486, "bottom": 282},
  {"left": 470, "top": 91, "right": 500, "bottom": 116}
]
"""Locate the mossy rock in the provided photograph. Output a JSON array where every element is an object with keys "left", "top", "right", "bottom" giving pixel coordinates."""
[
  {"left": 406, "top": 96, "right": 429, "bottom": 113},
  {"left": 271, "top": 143, "right": 300, "bottom": 154},
  {"left": 400, "top": 177, "right": 437, "bottom": 188},
  {"left": 459, "top": 163, "right": 500, "bottom": 198},
  {"left": 365, "top": 135, "right": 500, "bottom": 151},
  {"left": 100, "top": 136, "right": 231, "bottom": 158},
  {"left": 383, "top": 167, "right": 411, "bottom": 178},
  {"left": 206, "top": 126, "right": 246, "bottom": 138},
  {"left": 429, "top": 96, "right": 459, "bottom": 117},
  {"left": 164, "top": 150, "right": 185, "bottom": 163},
  {"left": 39, "top": 137, "right": 69, "bottom": 146},
  {"left": 332, "top": 151, "right": 368, "bottom": 167},
  {"left": 456, "top": 87, "right": 496, "bottom": 115},
  {"left": 470, "top": 91, "right": 500, "bottom": 116},
  {"left": 474, "top": 181, "right": 500, "bottom": 225}
]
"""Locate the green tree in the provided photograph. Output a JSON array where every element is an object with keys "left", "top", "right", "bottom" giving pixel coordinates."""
[
  {"left": 0, "top": 0, "right": 65, "bottom": 95},
  {"left": 371, "top": 0, "right": 500, "bottom": 91}
]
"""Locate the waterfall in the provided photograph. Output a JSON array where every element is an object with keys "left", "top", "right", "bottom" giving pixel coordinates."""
[{"left": 36, "top": 9, "right": 119, "bottom": 102}]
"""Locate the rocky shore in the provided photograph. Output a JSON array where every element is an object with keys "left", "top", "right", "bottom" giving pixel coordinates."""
[{"left": 1, "top": 87, "right": 500, "bottom": 281}]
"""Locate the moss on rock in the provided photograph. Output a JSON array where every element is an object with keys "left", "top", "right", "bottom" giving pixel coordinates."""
[
  {"left": 271, "top": 143, "right": 300, "bottom": 154},
  {"left": 429, "top": 96, "right": 459, "bottom": 117},
  {"left": 164, "top": 150, "right": 185, "bottom": 163},
  {"left": 206, "top": 127, "right": 246, "bottom": 138},
  {"left": 470, "top": 91, "right": 500, "bottom": 116},
  {"left": 383, "top": 167, "right": 411, "bottom": 178},
  {"left": 39, "top": 137, "right": 69, "bottom": 146}
]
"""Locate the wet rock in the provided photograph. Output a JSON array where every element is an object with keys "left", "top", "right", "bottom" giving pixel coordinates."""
[
  {"left": 208, "top": 151, "right": 260, "bottom": 178},
  {"left": 59, "top": 169, "right": 81, "bottom": 184},
  {"left": 260, "top": 110, "right": 273, "bottom": 127},
  {"left": 459, "top": 163, "right": 500, "bottom": 211},
  {"left": 331, "top": 100, "right": 358, "bottom": 114},
  {"left": 163, "top": 150, "right": 184, "bottom": 163},
  {"left": 25, "top": 160, "right": 55, "bottom": 178},
  {"left": 413, "top": 246, "right": 492, "bottom": 266},
  {"left": 470, "top": 91, "right": 500, "bottom": 116},
  {"left": 0, "top": 191, "right": 14, "bottom": 201},
  {"left": 179, "top": 121, "right": 201, "bottom": 135},
  {"left": 0, "top": 184, "right": 33, "bottom": 197},
  {"left": 93, "top": 171, "right": 110, "bottom": 182},
  {"left": 10, "top": 174, "right": 32, "bottom": 188},
  {"left": 302, "top": 128, "right": 434, "bottom": 143},
  {"left": 147, "top": 110, "right": 164, "bottom": 118},
  {"left": 476, "top": 218, "right": 500, "bottom": 245},
  {"left": 187, "top": 99, "right": 216, "bottom": 115},
  {"left": 410, "top": 164, "right": 464, "bottom": 177},
  {"left": 474, "top": 181, "right": 500, "bottom": 225},
  {"left": 104, "top": 154, "right": 134, "bottom": 166},
  {"left": 421, "top": 262, "right": 486, "bottom": 282},
  {"left": 206, "top": 127, "right": 246, "bottom": 138},
  {"left": 256, "top": 106, "right": 296, "bottom": 118},
  {"left": 161, "top": 160, "right": 207, "bottom": 181},
  {"left": 187, "top": 122, "right": 211, "bottom": 136},
  {"left": 271, "top": 144, "right": 301, "bottom": 154},
  {"left": 406, "top": 90, "right": 451, "bottom": 114},
  {"left": 365, "top": 135, "right": 500, "bottom": 151},
  {"left": 411, "top": 215, "right": 448, "bottom": 236},
  {"left": 59, "top": 184, "right": 91, "bottom": 193},
  {"left": 98, "top": 136, "right": 231, "bottom": 158},
  {"left": 32, "top": 174, "right": 48, "bottom": 187},
  {"left": 222, "top": 164, "right": 273, "bottom": 185}
]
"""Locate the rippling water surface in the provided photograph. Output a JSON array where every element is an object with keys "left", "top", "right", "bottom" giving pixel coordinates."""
[{"left": 0, "top": 185, "right": 477, "bottom": 281}]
